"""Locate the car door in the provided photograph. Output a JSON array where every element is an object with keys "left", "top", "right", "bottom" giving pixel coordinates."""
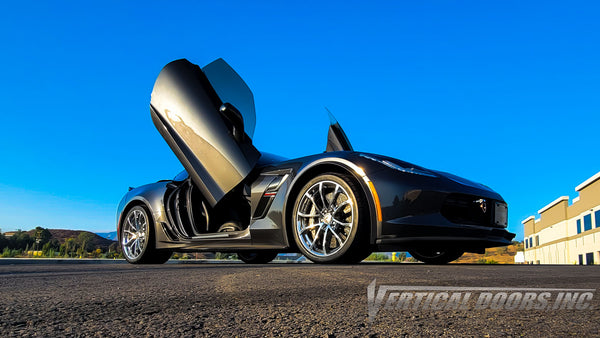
[
  {"left": 325, "top": 111, "right": 353, "bottom": 152},
  {"left": 150, "top": 58, "right": 261, "bottom": 206}
]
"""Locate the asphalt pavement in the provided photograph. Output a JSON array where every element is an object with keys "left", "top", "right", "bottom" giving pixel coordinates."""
[{"left": 0, "top": 261, "right": 598, "bottom": 337}]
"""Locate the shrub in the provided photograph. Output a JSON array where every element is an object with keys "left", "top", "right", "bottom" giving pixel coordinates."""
[
  {"left": 365, "top": 253, "right": 391, "bottom": 261},
  {"left": 477, "top": 258, "right": 499, "bottom": 264}
]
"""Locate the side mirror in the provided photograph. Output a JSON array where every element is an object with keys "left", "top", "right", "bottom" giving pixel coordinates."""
[{"left": 219, "top": 103, "right": 244, "bottom": 142}]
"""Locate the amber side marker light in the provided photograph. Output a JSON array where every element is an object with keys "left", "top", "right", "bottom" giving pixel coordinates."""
[{"left": 367, "top": 180, "right": 383, "bottom": 222}]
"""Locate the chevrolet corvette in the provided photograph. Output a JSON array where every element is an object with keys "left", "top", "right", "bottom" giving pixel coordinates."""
[{"left": 117, "top": 58, "right": 514, "bottom": 264}]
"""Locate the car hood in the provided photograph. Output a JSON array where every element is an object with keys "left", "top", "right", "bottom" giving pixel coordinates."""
[
  {"left": 431, "top": 170, "right": 495, "bottom": 192},
  {"left": 357, "top": 152, "right": 496, "bottom": 193}
]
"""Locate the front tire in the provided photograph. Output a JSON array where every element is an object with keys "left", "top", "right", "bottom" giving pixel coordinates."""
[
  {"left": 408, "top": 249, "right": 463, "bottom": 264},
  {"left": 237, "top": 252, "right": 278, "bottom": 264},
  {"left": 121, "top": 205, "right": 171, "bottom": 264},
  {"left": 292, "top": 173, "right": 369, "bottom": 264}
]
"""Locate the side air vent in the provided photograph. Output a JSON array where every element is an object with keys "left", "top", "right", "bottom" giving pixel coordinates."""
[
  {"left": 165, "top": 180, "right": 211, "bottom": 240},
  {"left": 160, "top": 222, "right": 177, "bottom": 241},
  {"left": 251, "top": 173, "right": 289, "bottom": 219}
]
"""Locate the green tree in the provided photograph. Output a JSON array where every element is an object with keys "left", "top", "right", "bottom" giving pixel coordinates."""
[
  {"left": 64, "top": 238, "right": 76, "bottom": 257},
  {"left": 42, "top": 239, "right": 60, "bottom": 256},
  {"left": 9, "top": 231, "right": 34, "bottom": 250},
  {"left": 77, "top": 232, "right": 95, "bottom": 253},
  {"left": 0, "top": 231, "right": 7, "bottom": 250},
  {"left": 2, "top": 247, "right": 11, "bottom": 257},
  {"left": 396, "top": 252, "right": 407, "bottom": 262},
  {"left": 215, "top": 252, "right": 237, "bottom": 260},
  {"left": 108, "top": 242, "right": 119, "bottom": 254},
  {"left": 33, "top": 227, "right": 52, "bottom": 250}
]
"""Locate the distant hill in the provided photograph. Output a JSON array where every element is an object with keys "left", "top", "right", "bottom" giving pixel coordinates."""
[
  {"left": 26, "top": 229, "right": 116, "bottom": 251},
  {"left": 453, "top": 243, "right": 523, "bottom": 264},
  {"left": 96, "top": 231, "right": 118, "bottom": 241}
]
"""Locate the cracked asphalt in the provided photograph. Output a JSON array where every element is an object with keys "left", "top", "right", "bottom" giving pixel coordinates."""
[{"left": 0, "top": 262, "right": 599, "bottom": 337}]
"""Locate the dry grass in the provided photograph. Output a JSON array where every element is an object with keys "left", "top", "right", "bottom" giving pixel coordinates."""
[{"left": 453, "top": 243, "right": 523, "bottom": 264}]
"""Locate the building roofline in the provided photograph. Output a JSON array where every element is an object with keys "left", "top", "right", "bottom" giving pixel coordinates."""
[
  {"left": 575, "top": 171, "right": 600, "bottom": 192},
  {"left": 537, "top": 196, "right": 569, "bottom": 214},
  {"left": 521, "top": 216, "right": 535, "bottom": 224}
]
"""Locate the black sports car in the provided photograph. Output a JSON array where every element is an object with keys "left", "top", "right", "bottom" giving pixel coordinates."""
[{"left": 117, "top": 58, "right": 514, "bottom": 264}]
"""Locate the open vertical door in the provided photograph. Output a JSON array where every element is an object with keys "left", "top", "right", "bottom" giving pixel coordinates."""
[{"left": 150, "top": 59, "right": 260, "bottom": 206}]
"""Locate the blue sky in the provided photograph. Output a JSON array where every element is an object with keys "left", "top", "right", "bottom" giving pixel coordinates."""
[{"left": 0, "top": 1, "right": 598, "bottom": 240}]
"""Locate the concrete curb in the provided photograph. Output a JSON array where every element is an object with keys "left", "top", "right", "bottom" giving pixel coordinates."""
[
  {"left": 0, "top": 258, "right": 129, "bottom": 265},
  {"left": 0, "top": 258, "right": 310, "bottom": 265}
]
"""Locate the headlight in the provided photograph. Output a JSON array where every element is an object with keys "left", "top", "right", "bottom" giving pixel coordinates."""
[{"left": 360, "top": 154, "right": 437, "bottom": 177}]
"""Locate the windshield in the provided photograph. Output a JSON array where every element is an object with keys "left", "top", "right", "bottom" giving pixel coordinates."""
[{"left": 202, "top": 59, "right": 256, "bottom": 138}]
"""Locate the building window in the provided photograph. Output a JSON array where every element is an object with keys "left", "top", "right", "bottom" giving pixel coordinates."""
[
  {"left": 535, "top": 235, "right": 539, "bottom": 246},
  {"left": 595, "top": 210, "right": 600, "bottom": 228},
  {"left": 529, "top": 237, "right": 533, "bottom": 248},
  {"left": 577, "top": 219, "right": 582, "bottom": 234},
  {"left": 584, "top": 214, "right": 592, "bottom": 231}
]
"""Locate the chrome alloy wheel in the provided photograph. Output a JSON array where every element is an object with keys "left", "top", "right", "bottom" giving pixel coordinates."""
[
  {"left": 295, "top": 180, "right": 354, "bottom": 257},
  {"left": 122, "top": 207, "right": 149, "bottom": 261}
]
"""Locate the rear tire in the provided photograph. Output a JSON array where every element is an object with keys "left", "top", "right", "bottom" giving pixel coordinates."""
[
  {"left": 408, "top": 249, "right": 463, "bottom": 264},
  {"left": 121, "top": 205, "right": 172, "bottom": 264},
  {"left": 292, "top": 173, "right": 369, "bottom": 264},
  {"left": 237, "top": 252, "right": 278, "bottom": 264}
]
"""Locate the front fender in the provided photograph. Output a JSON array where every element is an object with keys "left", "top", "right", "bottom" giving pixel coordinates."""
[{"left": 283, "top": 154, "right": 383, "bottom": 246}]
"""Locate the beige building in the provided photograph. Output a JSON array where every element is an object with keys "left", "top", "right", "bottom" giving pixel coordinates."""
[{"left": 523, "top": 171, "right": 600, "bottom": 265}]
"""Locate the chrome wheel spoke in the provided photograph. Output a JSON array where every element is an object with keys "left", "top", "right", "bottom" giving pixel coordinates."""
[
  {"left": 319, "top": 182, "right": 327, "bottom": 211},
  {"left": 329, "top": 226, "right": 344, "bottom": 246},
  {"left": 124, "top": 238, "right": 135, "bottom": 247},
  {"left": 332, "top": 218, "right": 352, "bottom": 227},
  {"left": 298, "top": 212, "right": 319, "bottom": 218},
  {"left": 127, "top": 217, "right": 135, "bottom": 230},
  {"left": 135, "top": 211, "right": 145, "bottom": 231},
  {"left": 305, "top": 192, "right": 323, "bottom": 214},
  {"left": 300, "top": 223, "right": 322, "bottom": 235},
  {"left": 310, "top": 225, "right": 324, "bottom": 250},
  {"left": 332, "top": 199, "right": 351, "bottom": 214},
  {"left": 309, "top": 237, "right": 316, "bottom": 250},
  {"left": 322, "top": 227, "right": 329, "bottom": 255},
  {"left": 133, "top": 215, "right": 141, "bottom": 231},
  {"left": 328, "top": 185, "right": 340, "bottom": 209}
]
